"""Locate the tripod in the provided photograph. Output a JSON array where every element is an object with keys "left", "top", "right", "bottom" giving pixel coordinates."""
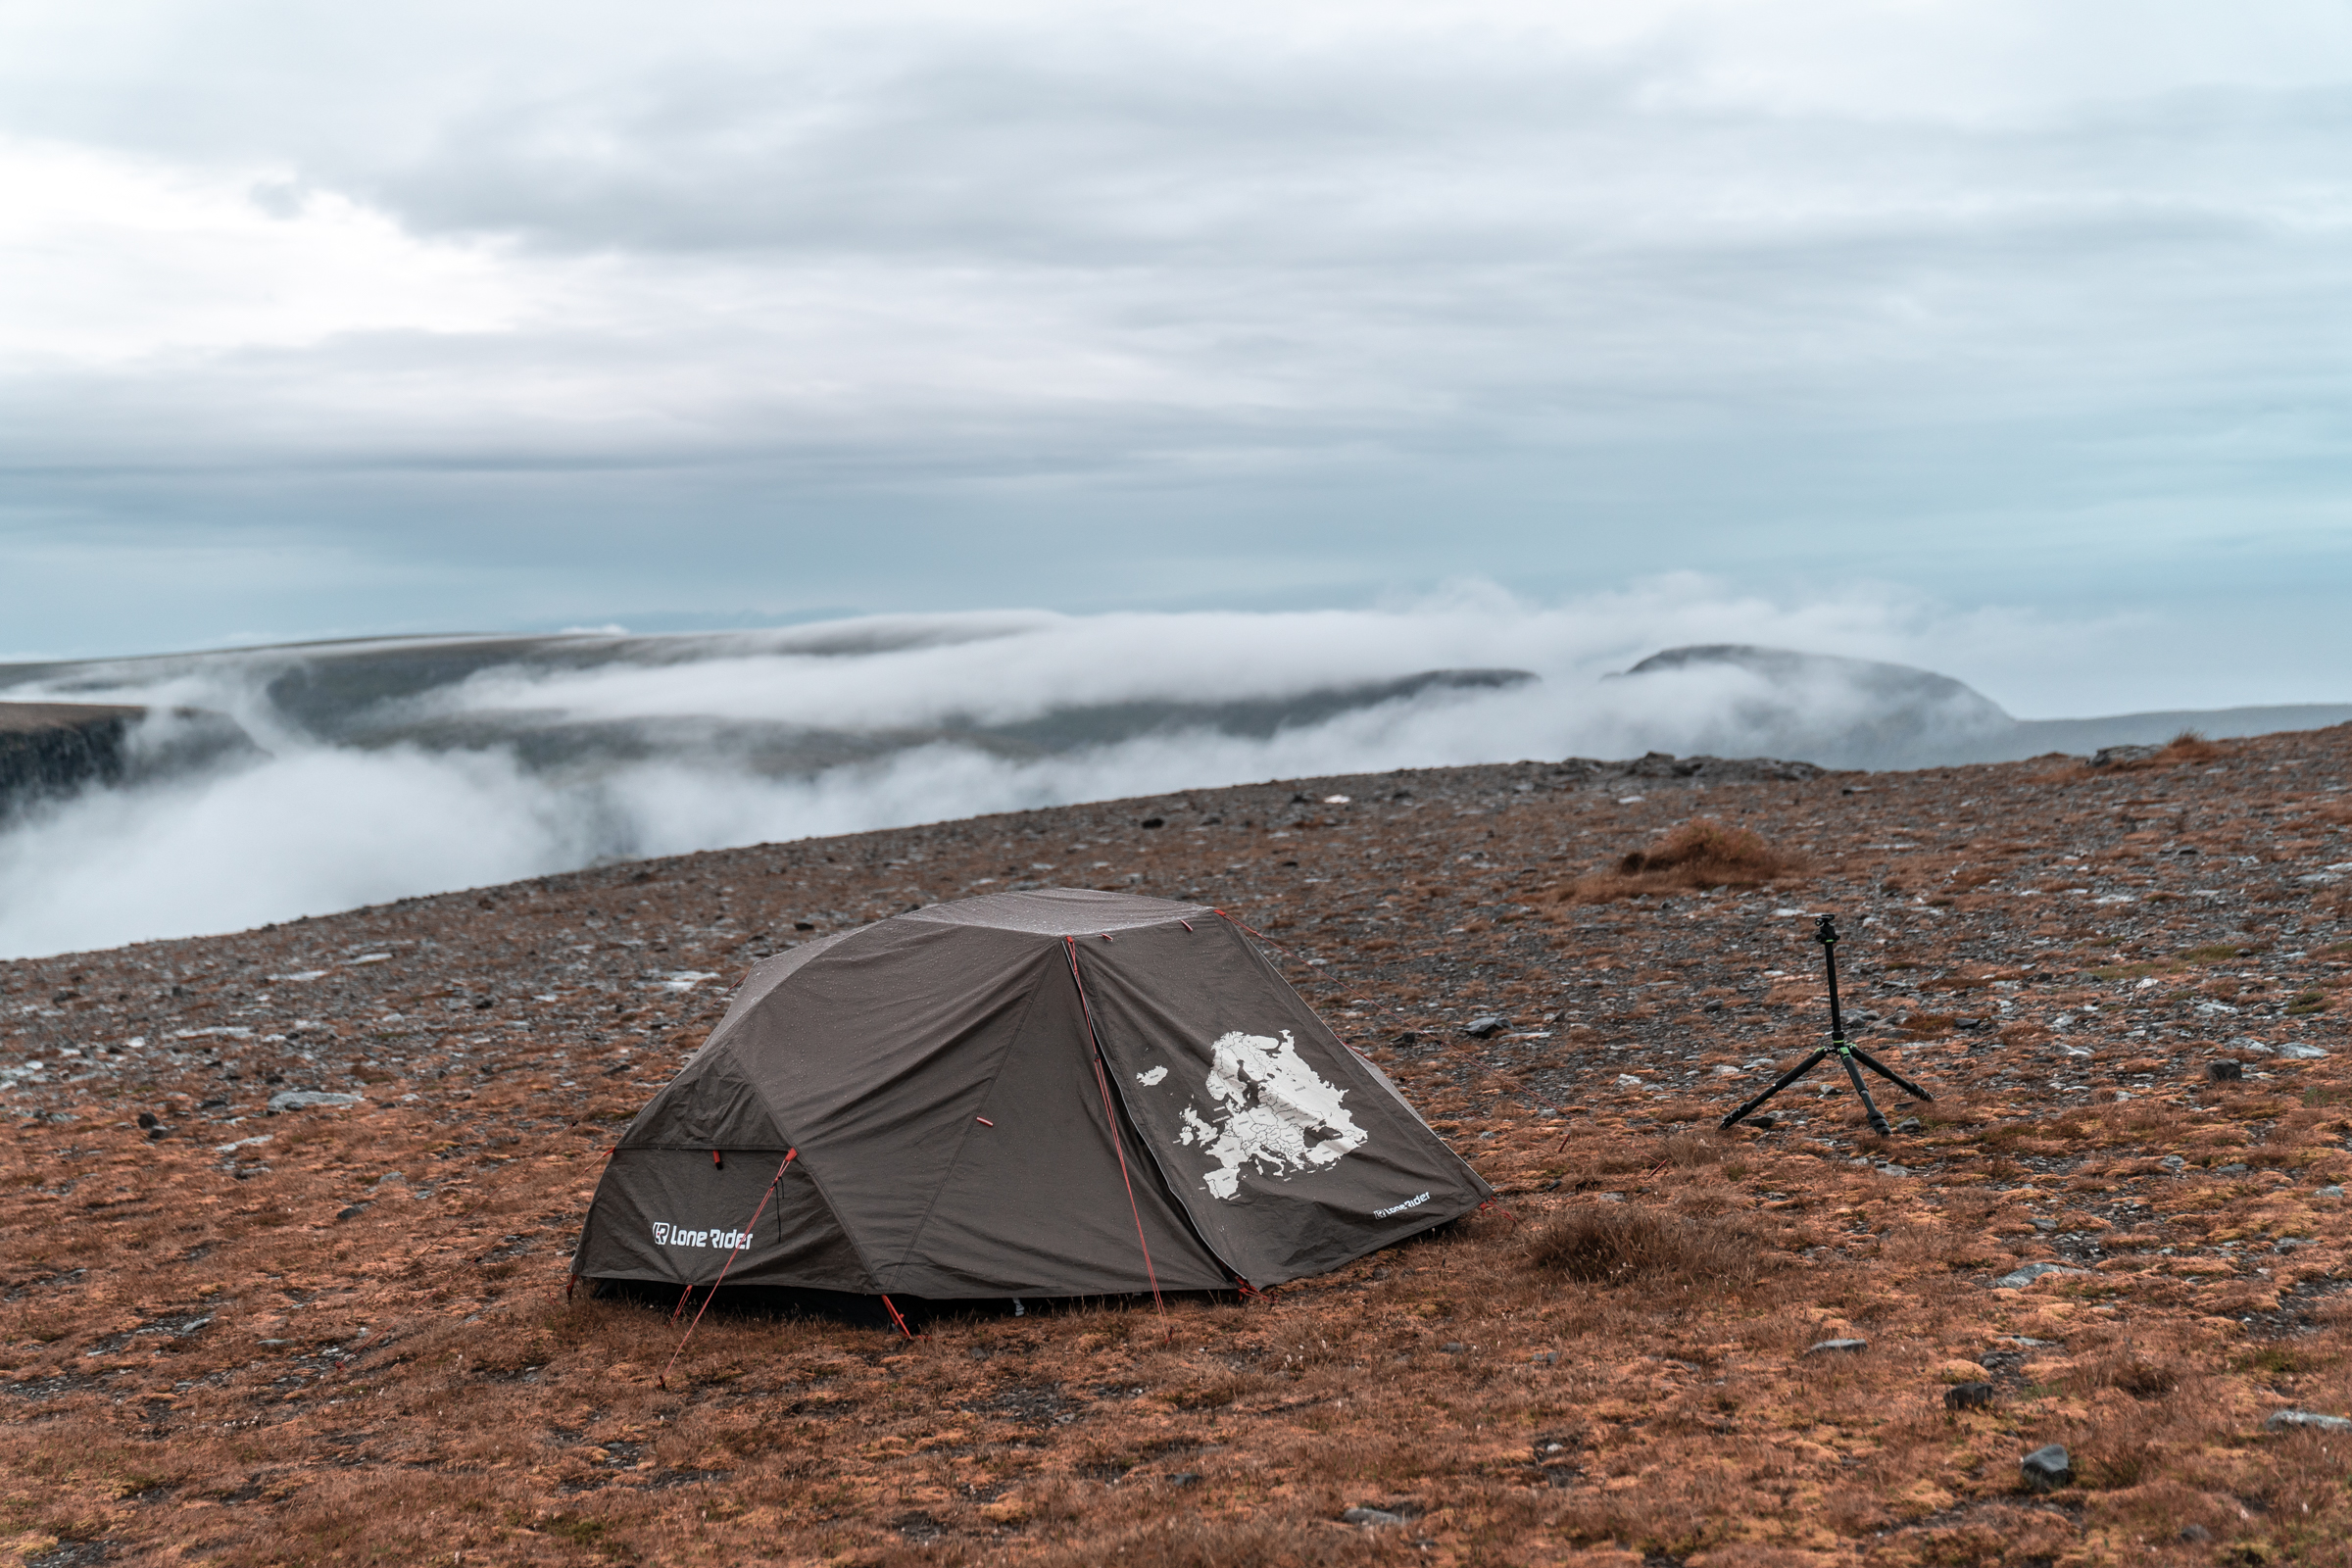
[{"left": 1720, "top": 913, "right": 1932, "bottom": 1136}]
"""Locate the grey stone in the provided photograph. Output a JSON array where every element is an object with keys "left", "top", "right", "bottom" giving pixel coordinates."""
[
  {"left": 2267, "top": 1409, "right": 2352, "bottom": 1433},
  {"left": 2179, "top": 1524, "right": 2211, "bottom": 1544},
  {"left": 1804, "top": 1338, "right": 1869, "bottom": 1355},
  {"left": 1341, "top": 1507, "right": 1406, "bottom": 1527},
  {"left": 2216, "top": 1163, "right": 2250, "bottom": 1176},
  {"left": 268, "top": 1089, "right": 364, "bottom": 1114},
  {"left": 2160, "top": 1154, "right": 2186, "bottom": 1172},
  {"left": 1165, "top": 1472, "right": 1200, "bottom": 1488},
  {"left": 1994, "top": 1262, "right": 2085, "bottom": 1290},
  {"left": 1943, "top": 1382, "right": 1995, "bottom": 1411},
  {"left": 334, "top": 1201, "right": 371, "bottom": 1222},
  {"left": 2278, "top": 1042, "right": 2331, "bottom": 1060},
  {"left": 2020, "top": 1444, "right": 2072, "bottom": 1492},
  {"left": 1875, "top": 1163, "right": 1911, "bottom": 1178},
  {"left": 1440, "top": 1342, "right": 1468, "bottom": 1353},
  {"left": 2207, "top": 1060, "right": 2244, "bottom": 1083},
  {"left": 2318, "top": 1187, "right": 2345, "bottom": 1200},
  {"left": 1463, "top": 1016, "right": 1505, "bottom": 1039}
]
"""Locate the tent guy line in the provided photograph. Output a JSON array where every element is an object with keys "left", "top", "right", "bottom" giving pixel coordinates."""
[
  {"left": 1067, "top": 931, "right": 1173, "bottom": 1338},
  {"left": 656, "top": 1146, "right": 798, "bottom": 1389}
]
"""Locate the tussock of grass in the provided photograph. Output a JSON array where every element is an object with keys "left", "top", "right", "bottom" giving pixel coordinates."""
[
  {"left": 1035, "top": 1517, "right": 1385, "bottom": 1568},
  {"left": 1554, "top": 818, "right": 1793, "bottom": 905},
  {"left": 1525, "top": 1202, "right": 1764, "bottom": 1289},
  {"left": 2099, "top": 730, "right": 2229, "bottom": 773}
]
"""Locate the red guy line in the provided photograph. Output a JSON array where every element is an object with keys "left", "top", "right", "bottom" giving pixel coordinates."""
[
  {"left": 659, "top": 1148, "right": 797, "bottom": 1389},
  {"left": 1063, "top": 935, "right": 1170, "bottom": 1339}
]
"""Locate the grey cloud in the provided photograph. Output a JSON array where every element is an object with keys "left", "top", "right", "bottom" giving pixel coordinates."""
[{"left": 0, "top": 3, "right": 2348, "bottom": 667}]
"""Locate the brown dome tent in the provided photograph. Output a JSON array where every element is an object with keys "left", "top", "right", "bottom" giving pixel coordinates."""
[{"left": 570, "top": 889, "right": 1490, "bottom": 1304}]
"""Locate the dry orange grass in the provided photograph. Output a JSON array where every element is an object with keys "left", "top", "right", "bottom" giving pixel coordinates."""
[
  {"left": 2100, "top": 730, "right": 2230, "bottom": 773},
  {"left": 2160, "top": 729, "right": 2227, "bottom": 763},
  {"left": 6, "top": 723, "right": 2352, "bottom": 1565},
  {"left": 1524, "top": 1201, "right": 1766, "bottom": 1290},
  {"left": 1554, "top": 816, "right": 1794, "bottom": 905}
]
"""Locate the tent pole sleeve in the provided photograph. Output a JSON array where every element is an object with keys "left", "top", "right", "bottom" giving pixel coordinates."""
[{"left": 1063, "top": 936, "right": 1171, "bottom": 1339}]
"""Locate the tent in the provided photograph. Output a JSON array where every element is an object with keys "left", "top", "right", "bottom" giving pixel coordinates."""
[{"left": 570, "top": 888, "right": 1491, "bottom": 1302}]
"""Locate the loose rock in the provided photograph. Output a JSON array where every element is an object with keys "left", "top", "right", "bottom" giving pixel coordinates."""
[
  {"left": 1944, "top": 1382, "right": 1995, "bottom": 1411},
  {"left": 2020, "top": 1445, "right": 2072, "bottom": 1492},
  {"left": 1341, "top": 1507, "right": 1405, "bottom": 1527},
  {"left": 2267, "top": 1410, "right": 2352, "bottom": 1433},
  {"left": 1805, "top": 1339, "right": 1868, "bottom": 1355},
  {"left": 1994, "top": 1262, "right": 2085, "bottom": 1290},
  {"left": 268, "top": 1090, "right": 366, "bottom": 1113}
]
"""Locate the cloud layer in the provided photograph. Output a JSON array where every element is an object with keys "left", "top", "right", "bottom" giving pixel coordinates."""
[
  {"left": 0, "top": 582, "right": 2159, "bottom": 957},
  {"left": 0, "top": 1, "right": 2348, "bottom": 663}
]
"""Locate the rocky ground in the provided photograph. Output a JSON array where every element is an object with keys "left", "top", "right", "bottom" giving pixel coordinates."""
[{"left": 1, "top": 727, "right": 2349, "bottom": 1567}]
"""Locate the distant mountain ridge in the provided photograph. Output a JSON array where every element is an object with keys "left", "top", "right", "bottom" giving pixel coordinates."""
[
  {"left": 0, "top": 629, "right": 1538, "bottom": 808},
  {"left": 0, "top": 631, "right": 2344, "bottom": 820},
  {"left": 1617, "top": 644, "right": 2352, "bottom": 770}
]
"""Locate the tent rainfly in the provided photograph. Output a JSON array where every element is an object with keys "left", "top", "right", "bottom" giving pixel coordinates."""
[{"left": 571, "top": 888, "right": 1491, "bottom": 1301}]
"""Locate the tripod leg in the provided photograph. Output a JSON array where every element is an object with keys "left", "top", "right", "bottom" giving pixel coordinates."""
[
  {"left": 1837, "top": 1047, "right": 1891, "bottom": 1136},
  {"left": 1847, "top": 1044, "right": 1934, "bottom": 1103},
  {"left": 1720, "top": 1050, "right": 1829, "bottom": 1131}
]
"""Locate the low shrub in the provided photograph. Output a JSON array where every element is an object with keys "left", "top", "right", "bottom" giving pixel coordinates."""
[
  {"left": 1525, "top": 1202, "right": 1765, "bottom": 1289},
  {"left": 1555, "top": 818, "right": 1794, "bottom": 905}
]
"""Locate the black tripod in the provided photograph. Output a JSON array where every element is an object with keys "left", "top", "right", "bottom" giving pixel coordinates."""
[{"left": 1720, "top": 913, "right": 1933, "bottom": 1136}]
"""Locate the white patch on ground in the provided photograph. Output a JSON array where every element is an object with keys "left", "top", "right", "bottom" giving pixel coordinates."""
[
  {"left": 1136, "top": 1065, "right": 1168, "bottom": 1087},
  {"left": 1173, "top": 1029, "right": 1366, "bottom": 1200}
]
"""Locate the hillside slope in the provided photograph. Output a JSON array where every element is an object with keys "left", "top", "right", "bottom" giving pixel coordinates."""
[{"left": 1, "top": 729, "right": 2348, "bottom": 1565}]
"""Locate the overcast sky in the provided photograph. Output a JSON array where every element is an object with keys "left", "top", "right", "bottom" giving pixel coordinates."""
[{"left": 3, "top": 0, "right": 2348, "bottom": 709}]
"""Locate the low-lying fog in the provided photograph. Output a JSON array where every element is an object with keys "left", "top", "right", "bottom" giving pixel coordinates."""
[{"left": 2, "top": 585, "right": 2342, "bottom": 958}]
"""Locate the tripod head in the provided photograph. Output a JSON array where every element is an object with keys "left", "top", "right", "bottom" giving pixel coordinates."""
[{"left": 1814, "top": 913, "right": 1838, "bottom": 949}]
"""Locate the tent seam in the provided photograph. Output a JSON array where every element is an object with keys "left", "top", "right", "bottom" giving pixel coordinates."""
[
  {"left": 1077, "top": 920, "right": 1253, "bottom": 1284},
  {"left": 771, "top": 1135, "right": 886, "bottom": 1293},
  {"left": 883, "top": 947, "right": 1056, "bottom": 1292},
  {"left": 703, "top": 1032, "right": 887, "bottom": 1294}
]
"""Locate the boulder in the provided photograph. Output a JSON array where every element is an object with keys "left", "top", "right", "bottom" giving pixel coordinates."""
[{"left": 2020, "top": 1444, "right": 2072, "bottom": 1492}]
